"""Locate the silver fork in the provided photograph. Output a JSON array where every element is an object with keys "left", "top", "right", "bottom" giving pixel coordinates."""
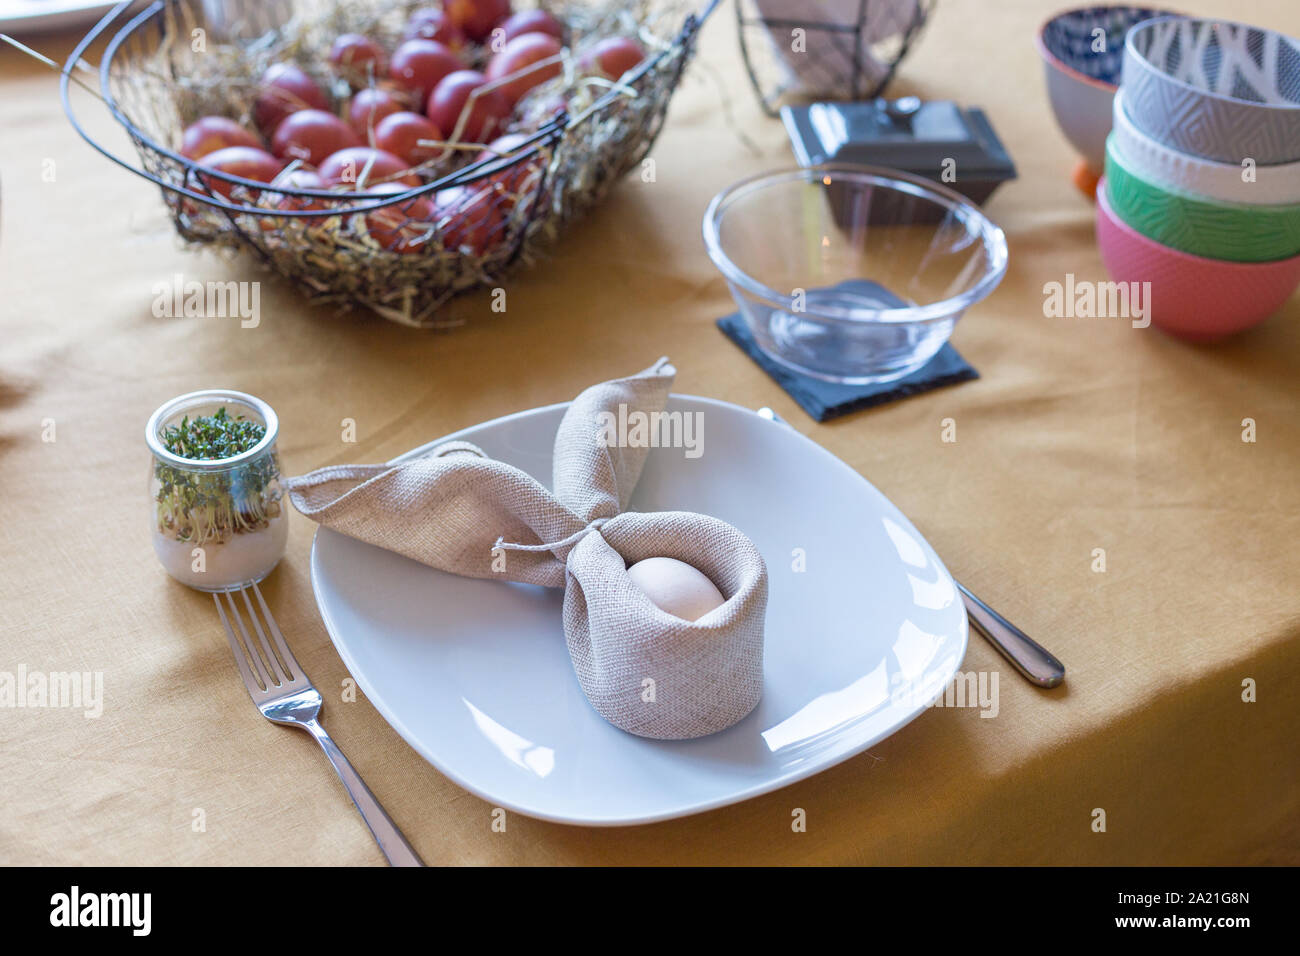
[
  {"left": 213, "top": 582, "right": 424, "bottom": 866},
  {"left": 755, "top": 406, "right": 1065, "bottom": 688}
]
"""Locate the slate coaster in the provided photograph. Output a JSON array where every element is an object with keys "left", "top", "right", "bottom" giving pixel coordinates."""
[{"left": 716, "top": 280, "right": 979, "bottom": 422}]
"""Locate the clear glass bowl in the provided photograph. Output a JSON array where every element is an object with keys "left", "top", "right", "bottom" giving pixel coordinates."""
[
  {"left": 146, "top": 389, "right": 287, "bottom": 592},
  {"left": 703, "top": 164, "right": 1009, "bottom": 384}
]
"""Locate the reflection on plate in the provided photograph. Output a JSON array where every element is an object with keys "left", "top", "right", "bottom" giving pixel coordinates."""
[{"left": 310, "top": 396, "right": 968, "bottom": 825}]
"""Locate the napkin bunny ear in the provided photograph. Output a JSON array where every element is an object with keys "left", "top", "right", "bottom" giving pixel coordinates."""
[
  {"left": 552, "top": 358, "right": 676, "bottom": 522},
  {"left": 283, "top": 441, "right": 582, "bottom": 587}
]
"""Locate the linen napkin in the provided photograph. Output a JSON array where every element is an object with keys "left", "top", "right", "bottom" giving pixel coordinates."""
[{"left": 284, "top": 359, "right": 768, "bottom": 740}]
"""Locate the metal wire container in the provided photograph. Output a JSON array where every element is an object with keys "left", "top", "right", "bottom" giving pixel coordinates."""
[
  {"left": 736, "top": 0, "right": 934, "bottom": 116},
  {"left": 63, "top": 0, "right": 715, "bottom": 326}
]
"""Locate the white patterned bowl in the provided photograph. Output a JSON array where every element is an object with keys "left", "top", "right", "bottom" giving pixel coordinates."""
[
  {"left": 1122, "top": 16, "right": 1300, "bottom": 165},
  {"left": 1111, "top": 90, "right": 1300, "bottom": 204}
]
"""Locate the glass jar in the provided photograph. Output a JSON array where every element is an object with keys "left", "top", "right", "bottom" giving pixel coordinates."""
[{"left": 146, "top": 389, "right": 287, "bottom": 592}]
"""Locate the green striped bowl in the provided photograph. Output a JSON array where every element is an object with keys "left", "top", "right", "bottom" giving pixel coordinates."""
[{"left": 1104, "top": 134, "right": 1300, "bottom": 263}]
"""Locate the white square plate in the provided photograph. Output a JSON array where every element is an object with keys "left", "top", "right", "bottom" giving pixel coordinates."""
[{"left": 310, "top": 396, "right": 967, "bottom": 825}]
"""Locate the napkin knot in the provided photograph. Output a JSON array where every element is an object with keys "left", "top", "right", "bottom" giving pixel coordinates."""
[{"left": 493, "top": 517, "right": 610, "bottom": 555}]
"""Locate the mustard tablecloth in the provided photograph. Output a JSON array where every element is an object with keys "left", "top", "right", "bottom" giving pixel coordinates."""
[{"left": 2, "top": 0, "right": 1297, "bottom": 865}]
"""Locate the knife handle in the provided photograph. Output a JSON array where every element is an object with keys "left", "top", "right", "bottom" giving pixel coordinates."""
[{"left": 957, "top": 582, "right": 1065, "bottom": 688}]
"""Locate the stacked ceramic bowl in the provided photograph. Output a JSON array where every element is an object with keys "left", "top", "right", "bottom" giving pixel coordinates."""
[
  {"left": 1097, "top": 16, "right": 1300, "bottom": 339},
  {"left": 1037, "top": 5, "right": 1171, "bottom": 196}
]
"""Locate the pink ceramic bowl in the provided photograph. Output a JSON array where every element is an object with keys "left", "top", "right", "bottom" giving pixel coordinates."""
[{"left": 1096, "top": 184, "right": 1300, "bottom": 340}]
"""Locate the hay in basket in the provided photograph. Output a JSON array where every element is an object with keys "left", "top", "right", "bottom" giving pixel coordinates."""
[{"left": 96, "top": 0, "right": 712, "bottom": 326}]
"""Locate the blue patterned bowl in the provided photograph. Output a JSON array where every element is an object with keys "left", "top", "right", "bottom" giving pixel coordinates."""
[{"left": 1037, "top": 5, "right": 1174, "bottom": 173}]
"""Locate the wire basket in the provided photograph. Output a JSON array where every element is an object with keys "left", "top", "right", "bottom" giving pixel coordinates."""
[
  {"left": 63, "top": 0, "right": 715, "bottom": 327},
  {"left": 736, "top": 0, "right": 934, "bottom": 116}
]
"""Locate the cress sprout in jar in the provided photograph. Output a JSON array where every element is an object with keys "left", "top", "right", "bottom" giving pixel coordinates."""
[{"left": 146, "top": 390, "right": 287, "bottom": 591}]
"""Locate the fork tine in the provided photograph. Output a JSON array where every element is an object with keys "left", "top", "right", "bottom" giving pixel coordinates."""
[
  {"left": 238, "top": 586, "right": 289, "bottom": 686},
  {"left": 215, "top": 583, "right": 423, "bottom": 865},
  {"left": 213, "top": 592, "right": 267, "bottom": 697},
  {"left": 251, "top": 580, "right": 302, "bottom": 682},
  {"left": 220, "top": 589, "right": 274, "bottom": 691}
]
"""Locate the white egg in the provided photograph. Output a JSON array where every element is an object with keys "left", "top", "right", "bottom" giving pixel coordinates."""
[{"left": 627, "top": 557, "right": 726, "bottom": 623}]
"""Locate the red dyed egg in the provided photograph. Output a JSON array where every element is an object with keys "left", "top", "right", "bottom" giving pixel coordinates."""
[
  {"left": 443, "top": 0, "right": 512, "bottom": 43},
  {"left": 389, "top": 39, "right": 465, "bottom": 102},
  {"left": 329, "top": 34, "right": 387, "bottom": 87},
  {"left": 373, "top": 111, "right": 446, "bottom": 167},
  {"left": 435, "top": 184, "right": 504, "bottom": 255},
  {"left": 270, "top": 109, "right": 361, "bottom": 167},
  {"left": 253, "top": 63, "right": 330, "bottom": 135},
  {"left": 364, "top": 181, "right": 437, "bottom": 254},
  {"left": 348, "top": 87, "right": 408, "bottom": 139},
  {"left": 584, "top": 36, "right": 646, "bottom": 80},
  {"left": 485, "top": 33, "right": 562, "bottom": 105},
  {"left": 318, "top": 146, "right": 421, "bottom": 188},
  {"left": 195, "top": 146, "right": 284, "bottom": 201},
  {"left": 493, "top": 9, "right": 563, "bottom": 47},
  {"left": 266, "top": 168, "right": 330, "bottom": 228},
  {"left": 403, "top": 8, "right": 466, "bottom": 49},
  {"left": 426, "top": 70, "right": 510, "bottom": 143},
  {"left": 180, "top": 116, "right": 263, "bottom": 161}
]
